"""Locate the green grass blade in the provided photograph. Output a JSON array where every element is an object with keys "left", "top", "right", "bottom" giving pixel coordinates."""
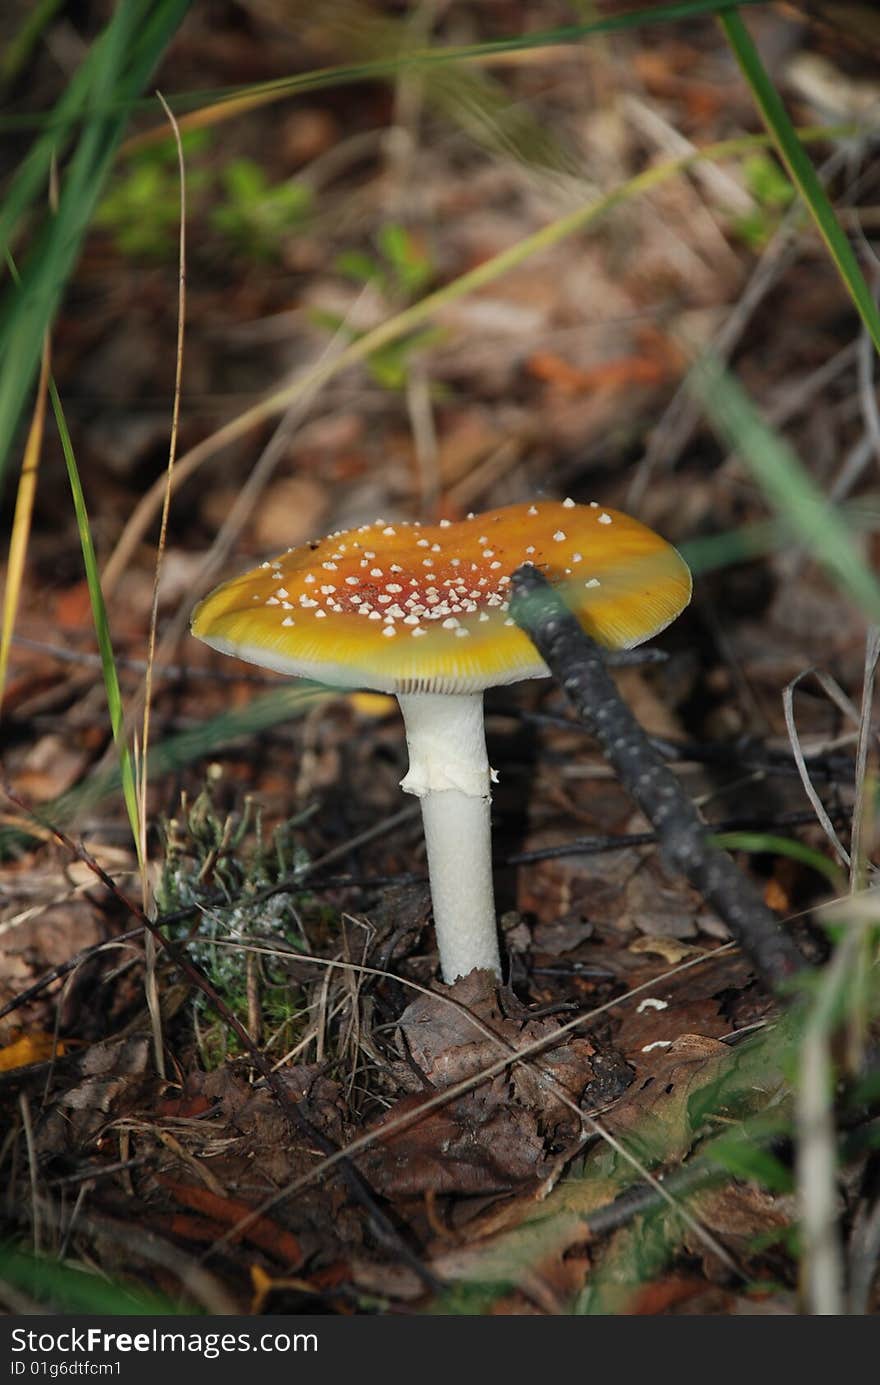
[
  {"left": 720, "top": 9, "right": 880, "bottom": 355},
  {"left": 101, "top": 119, "right": 873, "bottom": 591},
  {"left": 681, "top": 499, "right": 880, "bottom": 577},
  {"left": 0, "top": 0, "right": 66, "bottom": 90},
  {"left": 0, "top": 0, "right": 191, "bottom": 485},
  {"left": 689, "top": 352, "right": 880, "bottom": 622},
  {"left": 0, "top": 60, "right": 90, "bottom": 263},
  {"left": 50, "top": 380, "right": 142, "bottom": 861},
  {"left": 710, "top": 832, "right": 845, "bottom": 891},
  {"left": 0, "top": 1, "right": 769, "bottom": 138},
  {"left": 0, "top": 1243, "right": 186, "bottom": 1314}
]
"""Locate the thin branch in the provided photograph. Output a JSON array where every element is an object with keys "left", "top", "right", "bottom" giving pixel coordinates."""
[{"left": 509, "top": 565, "right": 806, "bottom": 991}]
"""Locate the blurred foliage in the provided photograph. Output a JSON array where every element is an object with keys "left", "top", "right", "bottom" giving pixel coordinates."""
[
  {"left": 732, "top": 151, "right": 797, "bottom": 248},
  {"left": 210, "top": 158, "right": 312, "bottom": 261},
  {"left": 95, "top": 131, "right": 312, "bottom": 262},
  {"left": 721, "top": 7, "right": 880, "bottom": 354},
  {"left": 318, "top": 222, "right": 442, "bottom": 388},
  {"left": 336, "top": 222, "right": 435, "bottom": 299},
  {"left": 94, "top": 129, "right": 211, "bottom": 258},
  {"left": 0, "top": 1242, "right": 185, "bottom": 1314}
]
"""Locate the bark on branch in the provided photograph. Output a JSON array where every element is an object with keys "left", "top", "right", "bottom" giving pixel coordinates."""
[{"left": 509, "top": 564, "right": 806, "bottom": 992}]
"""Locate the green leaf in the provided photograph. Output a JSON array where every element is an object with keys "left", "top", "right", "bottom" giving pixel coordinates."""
[
  {"left": 365, "top": 328, "right": 443, "bottom": 390},
  {"left": 212, "top": 162, "right": 311, "bottom": 258},
  {"left": 742, "top": 152, "right": 796, "bottom": 210},
  {"left": 221, "top": 156, "right": 269, "bottom": 201}
]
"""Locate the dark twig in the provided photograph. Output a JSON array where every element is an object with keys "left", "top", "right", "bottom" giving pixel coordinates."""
[
  {"left": 2, "top": 796, "right": 834, "bottom": 1027},
  {"left": 8, "top": 634, "right": 286, "bottom": 685},
  {"left": 578, "top": 1160, "right": 730, "bottom": 1241},
  {"left": 509, "top": 566, "right": 807, "bottom": 991},
  {"left": 514, "top": 710, "right": 857, "bottom": 786},
  {"left": 0, "top": 925, "right": 148, "bottom": 1023},
  {"left": 581, "top": 1084, "right": 880, "bottom": 1249},
  {"left": 1, "top": 787, "right": 443, "bottom": 1295},
  {"left": 507, "top": 807, "right": 851, "bottom": 865}
]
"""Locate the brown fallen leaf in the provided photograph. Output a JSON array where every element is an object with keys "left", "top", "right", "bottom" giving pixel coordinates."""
[
  {"left": 53, "top": 581, "right": 93, "bottom": 631},
  {"left": 360, "top": 972, "right": 631, "bottom": 1199},
  {"left": 684, "top": 1181, "right": 791, "bottom": 1282},
  {"left": 397, "top": 969, "right": 631, "bottom": 1118},
  {"left": 35, "top": 1037, "right": 151, "bottom": 1155},
  {"left": 249, "top": 476, "right": 328, "bottom": 550},
  {"left": 628, "top": 936, "right": 704, "bottom": 964},
  {"left": 155, "top": 1092, "right": 215, "bottom": 1120},
  {"left": 628, "top": 1274, "right": 716, "bottom": 1316},
  {"left": 612, "top": 950, "right": 756, "bottom": 1064},
  {"left": 427, "top": 1032, "right": 779, "bottom": 1306},
  {"left": 597, "top": 1034, "right": 732, "bottom": 1162},
  {"left": 359, "top": 1090, "right": 547, "bottom": 1196},
  {"left": 15, "top": 733, "right": 90, "bottom": 801}
]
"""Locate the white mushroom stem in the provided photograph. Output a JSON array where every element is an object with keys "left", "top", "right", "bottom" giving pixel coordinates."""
[{"left": 397, "top": 691, "right": 501, "bottom": 983}]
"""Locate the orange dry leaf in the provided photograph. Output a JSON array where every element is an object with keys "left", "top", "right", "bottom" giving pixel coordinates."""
[
  {"left": 54, "top": 581, "right": 93, "bottom": 631},
  {"left": 526, "top": 351, "right": 669, "bottom": 396},
  {"left": 0, "top": 1033, "right": 66, "bottom": 1071},
  {"left": 763, "top": 877, "right": 790, "bottom": 913},
  {"left": 155, "top": 1213, "right": 223, "bottom": 1245},
  {"left": 155, "top": 1092, "right": 215, "bottom": 1119},
  {"left": 628, "top": 1275, "right": 713, "bottom": 1315},
  {"left": 158, "top": 1178, "right": 304, "bottom": 1267},
  {"left": 249, "top": 1264, "right": 328, "bottom": 1314}
]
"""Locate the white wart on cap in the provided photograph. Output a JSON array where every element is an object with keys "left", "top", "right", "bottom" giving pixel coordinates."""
[
  {"left": 191, "top": 500, "right": 692, "bottom": 691},
  {"left": 192, "top": 501, "right": 691, "bottom": 985}
]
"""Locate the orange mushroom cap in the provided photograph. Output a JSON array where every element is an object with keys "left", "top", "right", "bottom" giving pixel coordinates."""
[{"left": 191, "top": 500, "right": 691, "bottom": 694}]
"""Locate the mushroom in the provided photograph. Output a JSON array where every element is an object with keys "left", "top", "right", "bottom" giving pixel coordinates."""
[{"left": 190, "top": 501, "right": 691, "bottom": 983}]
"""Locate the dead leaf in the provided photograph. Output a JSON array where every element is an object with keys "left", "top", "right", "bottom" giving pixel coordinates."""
[
  {"left": 359, "top": 1090, "right": 547, "bottom": 1196},
  {"left": 628, "top": 1274, "right": 715, "bottom": 1315},
  {"left": 531, "top": 915, "right": 594, "bottom": 956},
  {"left": 35, "top": 1037, "right": 151, "bottom": 1154},
  {"left": 427, "top": 1033, "right": 766, "bottom": 1302},
  {"left": 526, "top": 350, "right": 669, "bottom": 396},
  {"left": 685, "top": 1181, "right": 791, "bottom": 1281},
  {"left": 14, "top": 734, "right": 90, "bottom": 800},
  {"left": 398, "top": 970, "right": 630, "bottom": 1116},
  {"left": 359, "top": 972, "right": 631, "bottom": 1198},
  {"left": 250, "top": 477, "right": 328, "bottom": 550},
  {"left": 628, "top": 936, "right": 704, "bottom": 964},
  {"left": 53, "top": 581, "right": 92, "bottom": 630},
  {"left": 157, "top": 1178, "right": 305, "bottom": 1267},
  {"left": 600, "top": 1034, "right": 731, "bottom": 1157},
  {"left": 0, "top": 1032, "right": 66, "bottom": 1071}
]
